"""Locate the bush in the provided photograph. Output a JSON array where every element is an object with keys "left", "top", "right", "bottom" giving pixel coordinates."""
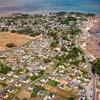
[
  {"left": 31, "top": 86, "right": 44, "bottom": 97},
  {"left": 50, "top": 40, "right": 58, "bottom": 49},
  {"left": 11, "top": 30, "right": 16, "bottom": 33},
  {"left": 44, "top": 58, "right": 51, "bottom": 63},
  {"left": 6, "top": 43, "right": 16, "bottom": 48},
  {"left": 30, "top": 32, "right": 40, "bottom": 37},
  {"left": 56, "top": 11, "right": 66, "bottom": 16},
  {"left": 23, "top": 98, "right": 28, "bottom": 100},
  {"left": 68, "top": 97, "right": 75, "bottom": 100},
  {"left": 48, "top": 79, "right": 59, "bottom": 87}
]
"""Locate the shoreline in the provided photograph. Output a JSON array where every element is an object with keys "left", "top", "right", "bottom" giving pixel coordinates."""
[{"left": 0, "top": 10, "right": 97, "bottom": 17}]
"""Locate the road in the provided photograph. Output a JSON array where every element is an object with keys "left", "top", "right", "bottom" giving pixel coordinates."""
[
  {"left": 84, "top": 52, "right": 96, "bottom": 100},
  {"left": 11, "top": 72, "right": 47, "bottom": 100},
  {"left": 0, "top": 75, "right": 28, "bottom": 100},
  {"left": 78, "top": 18, "right": 96, "bottom": 100},
  {"left": 0, "top": 75, "right": 25, "bottom": 93},
  {"left": 77, "top": 42, "right": 96, "bottom": 100}
]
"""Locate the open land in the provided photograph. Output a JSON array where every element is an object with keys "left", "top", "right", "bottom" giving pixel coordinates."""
[
  {"left": 86, "top": 16, "right": 100, "bottom": 58},
  {"left": 0, "top": 32, "right": 34, "bottom": 51}
]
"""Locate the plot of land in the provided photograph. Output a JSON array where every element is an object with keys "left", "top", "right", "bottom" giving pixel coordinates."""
[
  {"left": 86, "top": 35, "right": 100, "bottom": 58},
  {"left": 18, "top": 90, "right": 31, "bottom": 100},
  {"left": 0, "top": 32, "right": 34, "bottom": 51}
]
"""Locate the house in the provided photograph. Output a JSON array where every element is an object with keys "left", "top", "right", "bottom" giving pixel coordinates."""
[
  {"left": 79, "top": 96, "right": 87, "bottom": 100},
  {"left": 22, "top": 78, "right": 30, "bottom": 84},
  {"left": 58, "top": 84, "right": 65, "bottom": 90},
  {"left": 15, "top": 82, "right": 22, "bottom": 87},
  {"left": 2, "top": 93, "right": 8, "bottom": 99},
  {"left": 7, "top": 88, "right": 14, "bottom": 93},
  {"left": 28, "top": 86, "right": 34, "bottom": 91},
  {"left": 8, "top": 79, "right": 14, "bottom": 83},
  {"left": 40, "top": 78, "right": 48, "bottom": 84},
  {"left": 37, "top": 90, "right": 45, "bottom": 96},
  {"left": 47, "top": 93, "right": 55, "bottom": 100},
  {"left": 0, "top": 76, "right": 5, "bottom": 81},
  {"left": 7, "top": 71, "right": 14, "bottom": 76}
]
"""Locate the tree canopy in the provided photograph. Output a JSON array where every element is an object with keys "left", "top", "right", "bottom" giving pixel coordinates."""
[{"left": 92, "top": 59, "right": 100, "bottom": 75}]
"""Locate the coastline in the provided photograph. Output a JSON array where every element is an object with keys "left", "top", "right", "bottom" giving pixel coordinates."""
[{"left": 0, "top": 10, "right": 97, "bottom": 17}]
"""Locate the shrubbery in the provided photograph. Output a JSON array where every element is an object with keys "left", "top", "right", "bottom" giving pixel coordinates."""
[{"left": 6, "top": 43, "right": 16, "bottom": 48}]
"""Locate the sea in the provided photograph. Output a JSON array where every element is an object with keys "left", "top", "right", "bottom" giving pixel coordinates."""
[{"left": 0, "top": 0, "right": 100, "bottom": 14}]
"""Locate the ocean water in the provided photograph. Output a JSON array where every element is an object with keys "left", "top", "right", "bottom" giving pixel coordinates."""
[{"left": 0, "top": 0, "right": 100, "bottom": 14}]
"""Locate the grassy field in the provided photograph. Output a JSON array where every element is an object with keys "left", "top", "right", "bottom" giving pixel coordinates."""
[{"left": 0, "top": 32, "right": 33, "bottom": 51}]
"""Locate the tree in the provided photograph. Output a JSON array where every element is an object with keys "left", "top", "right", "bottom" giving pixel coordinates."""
[
  {"left": 68, "top": 27, "right": 81, "bottom": 35},
  {"left": 67, "top": 15, "right": 77, "bottom": 21},
  {"left": 92, "top": 59, "right": 100, "bottom": 75},
  {"left": 0, "top": 63, "right": 11, "bottom": 74},
  {"left": 61, "top": 15, "right": 77, "bottom": 25},
  {"left": 50, "top": 40, "right": 58, "bottom": 49},
  {"left": 23, "top": 98, "right": 27, "bottom": 100},
  {"left": 43, "top": 58, "right": 51, "bottom": 63},
  {"left": 30, "top": 32, "right": 40, "bottom": 37},
  {"left": 68, "top": 96, "right": 75, "bottom": 100},
  {"left": 11, "top": 30, "right": 16, "bottom": 33},
  {"left": 56, "top": 11, "right": 66, "bottom": 16}
]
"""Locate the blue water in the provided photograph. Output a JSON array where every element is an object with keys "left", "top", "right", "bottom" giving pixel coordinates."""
[{"left": 0, "top": 0, "right": 100, "bottom": 14}]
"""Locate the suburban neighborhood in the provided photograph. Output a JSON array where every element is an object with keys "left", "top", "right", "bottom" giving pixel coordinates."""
[{"left": 0, "top": 12, "right": 99, "bottom": 100}]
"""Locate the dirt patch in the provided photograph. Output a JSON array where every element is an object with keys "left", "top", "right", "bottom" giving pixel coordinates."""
[
  {"left": 86, "top": 16, "right": 100, "bottom": 58},
  {"left": 18, "top": 90, "right": 31, "bottom": 100},
  {"left": 44, "top": 84, "right": 77, "bottom": 99},
  {"left": 97, "top": 92, "right": 100, "bottom": 100},
  {"left": 89, "top": 15, "right": 100, "bottom": 34},
  {"left": 0, "top": 32, "right": 33, "bottom": 51},
  {"left": 86, "top": 35, "right": 100, "bottom": 58}
]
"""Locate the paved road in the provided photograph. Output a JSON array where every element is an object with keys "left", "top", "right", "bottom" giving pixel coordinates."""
[
  {"left": 0, "top": 75, "right": 25, "bottom": 93},
  {"left": 78, "top": 22, "right": 96, "bottom": 100},
  {"left": 11, "top": 72, "right": 47, "bottom": 100},
  {"left": 0, "top": 75, "right": 26, "bottom": 99},
  {"left": 77, "top": 38, "right": 96, "bottom": 100},
  {"left": 84, "top": 53, "right": 96, "bottom": 100}
]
